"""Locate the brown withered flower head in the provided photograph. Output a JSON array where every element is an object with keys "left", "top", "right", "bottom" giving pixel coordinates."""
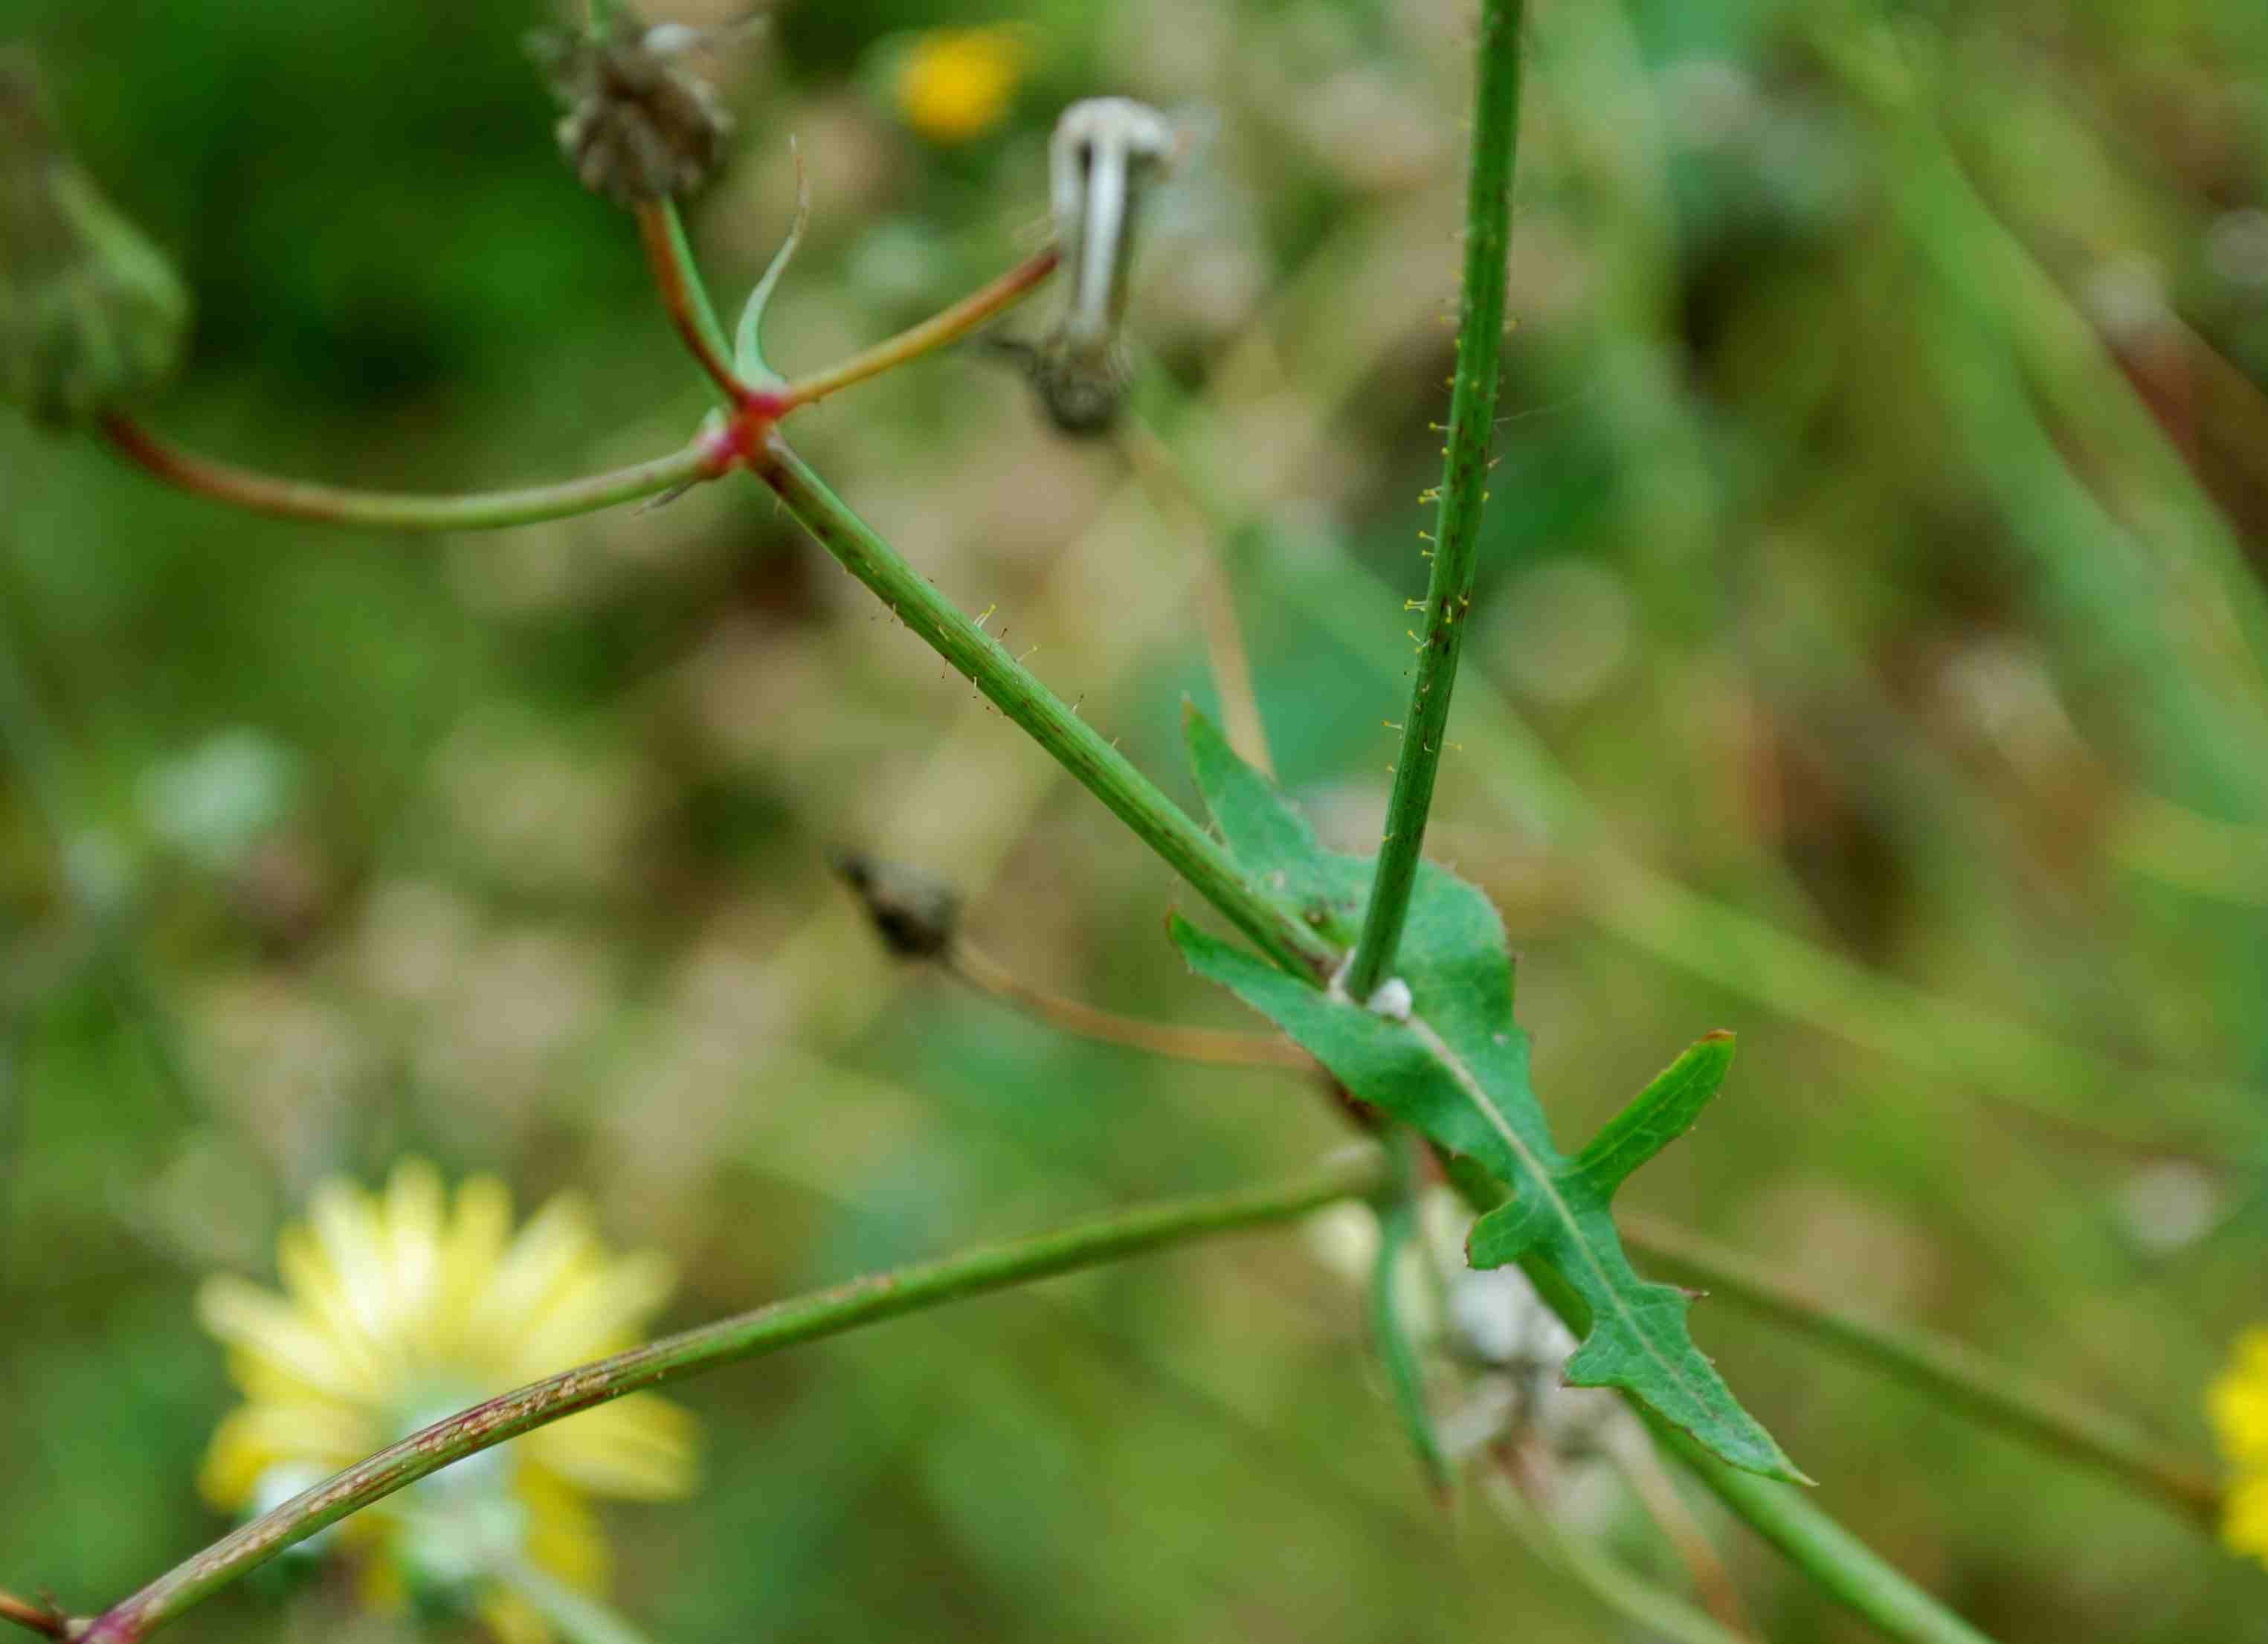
[
  {"left": 0, "top": 48, "right": 189, "bottom": 428},
  {"left": 832, "top": 851, "right": 961, "bottom": 961},
  {"left": 531, "top": 10, "right": 734, "bottom": 206}
]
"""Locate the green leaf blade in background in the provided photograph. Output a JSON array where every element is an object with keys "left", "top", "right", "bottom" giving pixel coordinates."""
[{"left": 1173, "top": 710, "right": 1800, "bottom": 1484}]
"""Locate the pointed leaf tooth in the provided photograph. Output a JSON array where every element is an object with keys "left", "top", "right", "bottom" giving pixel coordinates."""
[{"left": 1570, "top": 1033, "right": 1736, "bottom": 1199}]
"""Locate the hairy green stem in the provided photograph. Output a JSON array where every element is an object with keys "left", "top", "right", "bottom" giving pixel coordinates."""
[
  {"left": 77, "top": 1149, "right": 1386, "bottom": 1644},
  {"left": 100, "top": 415, "right": 718, "bottom": 532},
  {"left": 1620, "top": 1213, "right": 2222, "bottom": 1527},
  {"left": 754, "top": 433, "right": 1341, "bottom": 980},
  {"left": 1344, "top": 0, "right": 1524, "bottom": 1000}
]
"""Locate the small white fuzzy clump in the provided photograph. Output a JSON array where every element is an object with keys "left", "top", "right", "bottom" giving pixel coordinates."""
[{"left": 1366, "top": 976, "right": 1414, "bottom": 1022}]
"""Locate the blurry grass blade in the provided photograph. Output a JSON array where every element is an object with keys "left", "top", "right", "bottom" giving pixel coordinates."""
[
  {"left": 1482, "top": 1471, "right": 1755, "bottom": 1644},
  {"left": 0, "top": 49, "right": 188, "bottom": 428},
  {"left": 1368, "top": 1133, "right": 1449, "bottom": 1493},
  {"left": 1650, "top": 1420, "right": 2000, "bottom": 1644},
  {"left": 733, "top": 138, "right": 808, "bottom": 386},
  {"left": 1170, "top": 711, "right": 1800, "bottom": 1483}
]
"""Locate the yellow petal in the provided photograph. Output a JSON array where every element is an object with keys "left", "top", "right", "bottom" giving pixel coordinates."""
[
  {"left": 506, "top": 1251, "right": 676, "bottom": 1383},
  {"left": 477, "top": 1588, "right": 554, "bottom": 1644},
  {"left": 524, "top": 1393, "right": 698, "bottom": 1502},
  {"left": 198, "top": 1399, "right": 377, "bottom": 1509},
  {"left": 515, "top": 1463, "right": 613, "bottom": 1591},
  {"left": 471, "top": 1193, "right": 600, "bottom": 1350},
  {"left": 383, "top": 1159, "right": 448, "bottom": 1344},
  {"left": 2225, "top": 1470, "right": 2268, "bottom": 1567},
  {"left": 275, "top": 1228, "right": 393, "bottom": 1389},
  {"left": 434, "top": 1174, "right": 515, "bottom": 1355},
  {"left": 2209, "top": 1329, "right": 2268, "bottom": 1465},
  {"left": 356, "top": 1551, "right": 409, "bottom": 1616},
  {"left": 308, "top": 1177, "right": 395, "bottom": 1341},
  {"left": 199, "top": 1275, "right": 383, "bottom": 1406}
]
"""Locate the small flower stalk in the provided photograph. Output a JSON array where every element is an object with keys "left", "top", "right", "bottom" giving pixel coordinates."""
[
  {"left": 532, "top": 9, "right": 734, "bottom": 205},
  {"left": 1013, "top": 97, "right": 1177, "bottom": 436},
  {"left": 0, "top": 48, "right": 188, "bottom": 428}
]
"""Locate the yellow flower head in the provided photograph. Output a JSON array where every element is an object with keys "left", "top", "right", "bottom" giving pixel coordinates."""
[
  {"left": 197, "top": 1161, "right": 697, "bottom": 1639},
  {"left": 2210, "top": 1329, "right": 2268, "bottom": 1564},
  {"left": 894, "top": 26, "right": 1025, "bottom": 146}
]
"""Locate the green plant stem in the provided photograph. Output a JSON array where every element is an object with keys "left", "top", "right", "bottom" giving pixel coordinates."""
[
  {"left": 657, "top": 200, "right": 731, "bottom": 367},
  {"left": 1618, "top": 1213, "right": 2223, "bottom": 1527},
  {"left": 1446, "top": 1174, "right": 2004, "bottom": 1644},
  {"left": 753, "top": 432, "right": 1341, "bottom": 981},
  {"left": 1648, "top": 1422, "right": 1997, "bottom": 1644},
  {"left": 77, "top": 1148, "right": 1386, "bottom": 1644},
  {"left": 99, "top": 414, "right": 718, "bottom": 532},
  {"left": 1344, "top": 0, "right": 1524, "bottom": 1001},
  {"left": 1261, "top": 531, "right": 2258, "bottom": 1156},
  {"left": 494, "top": 1558, "right": 659, "bottom": 1644}
]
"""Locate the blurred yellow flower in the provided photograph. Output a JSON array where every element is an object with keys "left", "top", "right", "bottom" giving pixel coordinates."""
[
  {"left": 197, "top": 1160, "right": 696, "bottom": 1641},
  {"left": 2209, "top": 1329, "right": 2268, "bottom": 1564},
  {"left": 895, "top": 27, "right": 1025, "bottom": 145}
]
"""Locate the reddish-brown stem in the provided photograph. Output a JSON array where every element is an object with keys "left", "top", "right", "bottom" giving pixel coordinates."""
[
  {"left": 947, "top": 940, "right": 1313, "bottom": 1071},
  {"left": 99, "top": 414, "right": 721, "bottom": 530},
  {"left": 0, "top": 1590, "right": 69, "bottom": 1643},
  {"left": 777, "top": 246, "right": 1060, "bottom": 412},
  {"left": 635, "top": 200, "right": 755, "bottom": 405}
]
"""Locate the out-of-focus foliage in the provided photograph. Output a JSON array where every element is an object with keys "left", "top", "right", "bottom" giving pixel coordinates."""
[{"left": 2, "top": 0, "right": 2265, "bottom": 1640}]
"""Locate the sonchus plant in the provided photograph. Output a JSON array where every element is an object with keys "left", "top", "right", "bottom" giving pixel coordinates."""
[{"left": 0, "top": 6, "right": 2240, "bottom": 1644}]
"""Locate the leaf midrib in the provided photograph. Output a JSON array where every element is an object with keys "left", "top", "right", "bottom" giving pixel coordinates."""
[{"left": 1401, "top": 1009, "right": 1720, "bottom": 1416}]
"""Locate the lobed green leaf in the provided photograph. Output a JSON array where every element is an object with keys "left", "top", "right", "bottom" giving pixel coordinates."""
[{"left": 1172, "top": 709, "right": 1801, "bottom": 1483}]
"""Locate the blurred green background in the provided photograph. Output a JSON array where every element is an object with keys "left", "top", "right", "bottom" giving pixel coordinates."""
[{"left": 4, "top": 0, "right": 2268, "bottom": 1638}]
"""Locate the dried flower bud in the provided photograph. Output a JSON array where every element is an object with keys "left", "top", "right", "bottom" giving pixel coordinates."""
[
  {"left": 833, "top": 851, "right": 960, "bottom": 960},
  {"left": 532, "top": 11, "right": 732, "bottom": 206},
  {"left": 0, "top": 49, "right": 189, "bottom": 428},
  {"left": 1018, "top": 97, "right": 1176, "bottom": 436}
]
